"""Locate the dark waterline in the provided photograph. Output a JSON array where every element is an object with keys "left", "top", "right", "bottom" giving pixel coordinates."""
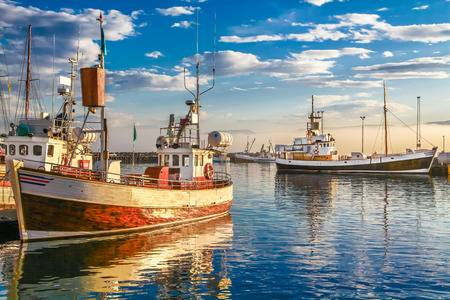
[{"left": 1, "top": 163, "right": 449, "bottom": 299}]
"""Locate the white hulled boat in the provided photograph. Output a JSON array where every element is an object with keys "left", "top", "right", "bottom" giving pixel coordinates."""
[{"left": 275, "top": 86, "right": 437, "bottom": 174}]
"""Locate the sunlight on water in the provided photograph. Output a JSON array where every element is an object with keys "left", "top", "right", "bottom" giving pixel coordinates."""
[{"left": 0, "top": 163, "right": 449, "bottom": 299}]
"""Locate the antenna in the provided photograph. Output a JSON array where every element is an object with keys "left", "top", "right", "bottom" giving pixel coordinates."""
[
  {"left": 52, "top": 34, "right": 55, "bottom": 119},
  {"left": 200, "top": 13, "right": 216, "bottom": 96}
]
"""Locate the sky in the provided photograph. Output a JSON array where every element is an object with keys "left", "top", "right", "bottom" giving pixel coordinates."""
[{"left": 0, "top": 0, "right": 449, "bottom": 154}]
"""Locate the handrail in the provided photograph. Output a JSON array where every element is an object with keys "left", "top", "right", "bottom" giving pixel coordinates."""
[{"left": 15, "top": 158, "right": 232, "bottom": 190}]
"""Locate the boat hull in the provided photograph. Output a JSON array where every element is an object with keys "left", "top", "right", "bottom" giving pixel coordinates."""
[
  {"left": 11, "top": 166, "right": 233, "bottom": 241},
  {"left": 234, "top": 153, "right": 255, "bottom": 163},
  {"left": 276, "top": 149, "right": 436, "bottom": 174}
]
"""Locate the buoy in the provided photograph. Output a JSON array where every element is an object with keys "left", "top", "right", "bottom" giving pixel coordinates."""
[{"left": 204, "top": 163, "right": 214, "bottom": 180}]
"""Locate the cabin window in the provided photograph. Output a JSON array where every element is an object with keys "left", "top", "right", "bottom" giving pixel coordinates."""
[
  {"left": 182, "top": 155, "right": 189, "bottom": 167},
  {"left": 9, "top": 145, "right": 15, "bottom": 155},
  {"left": 19, "top": 145, "right": 28, "bottom": 156},
  {"left": 200, "top": 155, "right": 204, "bottom": 166},
  {"left": 159, "top": 155, "right": 163, "bottom": 166},
  {"left": 173, "top": 155, "right": 179, "bottom": 166},
  {"left": 33, "top": 145, "right": 43, "bottom": 156},
  {"left": 47, "top": 145, "right": 54, "bottom": 157},
  {"left": 194, "top": 155, "right": 198, "bottom": 167},
  {"left": 208, "top": 154, "right": 212, "bottom": 159},
  {"left": 164, "top": 155, "right": 170, "bottom": 167},
  {"left": 1, "top": 144, "right": 6, "bottom": 155}
]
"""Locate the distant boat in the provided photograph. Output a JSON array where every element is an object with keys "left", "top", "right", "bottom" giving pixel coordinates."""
[
  {"left": 253, "top": 141, "right": 275, "bottom": 163},
  {"left": 275, "top": 85, "right": 437, "bottom": 174},
  {"left": 234, "top": 136, "right": 256, "bottom": 163},
  {"left": 213, "top": 154, "right": 230, "bottom": 163},
  {"left": 10, "top": 14, "right": 233, "bottom": 242}
]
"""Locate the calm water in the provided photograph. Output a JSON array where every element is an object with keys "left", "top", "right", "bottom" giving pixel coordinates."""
[{"left": 1, "top": 163, "right": 449, "bottom": 299}]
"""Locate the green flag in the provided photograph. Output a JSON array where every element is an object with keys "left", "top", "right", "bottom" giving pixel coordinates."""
[
  {"left": 133, "top": 124, "right": 137, "bottom": 143},
  {"left": 101, "top": 22, "right": 107, "bottom": 56}
]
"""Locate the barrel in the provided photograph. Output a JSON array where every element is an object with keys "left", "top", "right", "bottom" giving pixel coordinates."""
[{"left": 208, "top": 131, "right": 233, "bottom": 147}]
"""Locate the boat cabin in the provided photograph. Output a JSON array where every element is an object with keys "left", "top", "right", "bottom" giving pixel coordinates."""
[
  {"left": 155, "top": 148, "right": 215, "bottom": 181},
  {"left": 2, "top": 116, "right": 94, "bottom": 172}
]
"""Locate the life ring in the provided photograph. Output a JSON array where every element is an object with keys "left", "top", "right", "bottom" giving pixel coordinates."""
[
  {"left": 204, "top": 163, "right": 214, "bottom": 180},
  {"left": 61, "top": 154, "right": 69, "bottom": 165},
  {"left": 313, "top": 149, "right": 319, "bottom": 155}
]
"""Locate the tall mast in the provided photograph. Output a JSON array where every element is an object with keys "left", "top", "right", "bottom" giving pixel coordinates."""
[
  {"left": 195, "top": 10, "right": 200, "bottom": 145},
  {"left": 25, "top": 25, "right": 31, "bottom": 120},
  {"left": 383, "top": 81, "right": 388, "bottom": 156},
  {"left": 97, "top": 12, "right": 108, "bottom": 172}
]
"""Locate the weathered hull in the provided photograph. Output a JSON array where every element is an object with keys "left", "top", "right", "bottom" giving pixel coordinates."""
[
  {"left": 276, "top": 149, "right": 436, "bottom": 174},
  {"left": 12, "top": 166, "right": 233, "bottom": 241}
]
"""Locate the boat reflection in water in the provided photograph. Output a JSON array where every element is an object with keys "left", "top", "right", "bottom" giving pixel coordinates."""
[
  {"left": 274, "top": 171, "right": 437, "bottom": 257},
  {"left": 4, "top": 214, "right": 233, "bottom": 299}
]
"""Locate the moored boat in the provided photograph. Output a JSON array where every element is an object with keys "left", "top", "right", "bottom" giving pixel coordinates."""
[
  {"left": 10, "top": 15, "right": 233, "bottom": 241},
  {"left": 253, "top": 141, "right": 275, "bottom": 163},
  {"left": 1, "top": 26, "right": 96, "bottom": 226},
  {"left": 275, "top": 86, "right": 437, "bottom": 174},
  {"left": 234, "top": 137, "right": 255, "bottom": 163}
]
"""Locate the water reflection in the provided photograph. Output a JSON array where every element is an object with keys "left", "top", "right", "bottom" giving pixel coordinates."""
[
  {"left": 273, "top": 173, "right": 440, "bottom": 268},
  {"left": 4, "top": 214, "right": 233, "bottom": 299}
]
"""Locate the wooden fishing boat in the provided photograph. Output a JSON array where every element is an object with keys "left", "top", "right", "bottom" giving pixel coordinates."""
[
  {"left": 1, "top": 26, "right": 96, "bottom": 228},
  {"left": 275, "top": 85, "right": 437, "bottom": 174},
  {"left": 10, "top": 14, "right": 233, "bottom": 241}
]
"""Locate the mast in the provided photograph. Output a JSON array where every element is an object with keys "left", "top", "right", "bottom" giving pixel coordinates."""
[
  {"left": 25, "top": 25, "right": 31, "bottom": 120},
  {"left": 383, "top": 81, "right": 388, "bottom": 156},
  {"left": 97, "top": 12, "right": 108, "bottom": 172}
]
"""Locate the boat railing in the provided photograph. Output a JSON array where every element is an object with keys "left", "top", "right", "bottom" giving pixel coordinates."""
[{"left": 15, "top": 159, "right": 232, "bottom": 190}]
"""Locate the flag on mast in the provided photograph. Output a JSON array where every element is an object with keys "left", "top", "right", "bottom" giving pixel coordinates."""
[
  {"left": 133, "top": 123, "right": 137, "bottom": 143},
  {"left": 8, "top": 78, "right": 11, "bottom": 91},
  {"left": 100, "top": 13, "right": 107, "bottom": 56}
]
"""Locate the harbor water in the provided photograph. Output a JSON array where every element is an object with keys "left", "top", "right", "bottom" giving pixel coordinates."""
[{"left": 1, "top": 163, "right": 449, "bottom": 299}]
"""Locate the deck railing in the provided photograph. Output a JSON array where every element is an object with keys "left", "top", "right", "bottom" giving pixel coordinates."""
[{"left": 17, "top": 159, "right": 232, "bottom": 191}]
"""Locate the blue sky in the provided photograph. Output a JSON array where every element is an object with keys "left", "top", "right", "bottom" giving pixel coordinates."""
[{"left": 0, "top": 0, "right": 449, "bottom": 153}]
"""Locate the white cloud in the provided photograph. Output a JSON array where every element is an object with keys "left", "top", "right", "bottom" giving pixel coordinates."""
[
  {"left": 377, "top": 7, "right": 389, "bottom": 11},
  {"left": 191, "top": 48, "right": 372, "bottom": 78},
  {"left": 156, "top": 6, "right": 196, "bottom": 17},
  {"left": 383, "top": 51, "right": 394, "bottom": 57},
  {"left": 412, "top": 5, "right": 429, "bottom": 10},
  {"left": 220, "top": 13, "right": 450, "bottom": 44},
  {"left": 145, "top": 51, "right": 164, "bottom": 58},
  {"left": 303, "top": 0, "right": 335, "bottom": 6},
  {"left": 355, "top": 92, "right": 372, "bottom": 98},
  {"left": 171, "top": 20, "right": 193, "bottom": 28},
  {"left": 0, "top": 2, "right": 142, "bottom": 99},
  {"left": 105, "top": 93, "right": 116, "bottom": 103}
]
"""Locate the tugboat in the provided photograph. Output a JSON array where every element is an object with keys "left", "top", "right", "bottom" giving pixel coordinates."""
[
  {"left": 275, "top": 85, "right": 437, "bottom": 174},
  {"left": 10, "top": 15, "right": 233, "bottom": 241}
]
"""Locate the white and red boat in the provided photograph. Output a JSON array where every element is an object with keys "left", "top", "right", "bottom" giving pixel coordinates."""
[
  {"left": 10, "top": 15, "right": 233, "bottom": 241},
  {"left": 1, "top": 26, "right": 97, "bottom": 229},
  {"left": 275, "top": 86, "right": 437, "bottom": 174}
]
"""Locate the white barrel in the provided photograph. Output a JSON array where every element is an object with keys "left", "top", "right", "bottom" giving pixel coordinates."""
[
  {"left": 437, "top": 152, "right": 450, "bottom": 165},
  {"left": 208, "top": 131, "right": 233, "bottom": 147},
  {"left": 72, "top": 127, "right": 98, "bottom": 143}
]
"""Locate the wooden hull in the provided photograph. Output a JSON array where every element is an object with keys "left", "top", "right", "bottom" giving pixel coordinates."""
[
  {"left": 276, "top": 149, "right": 437, "bottom": 174},
  {"left": 11, "top": 165, "right": 233, "bottom": 241}
]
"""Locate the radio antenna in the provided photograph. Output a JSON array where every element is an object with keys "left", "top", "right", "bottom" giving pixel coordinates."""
[{"left": 200, "top": 13, "right": 216, "bottom": 95}]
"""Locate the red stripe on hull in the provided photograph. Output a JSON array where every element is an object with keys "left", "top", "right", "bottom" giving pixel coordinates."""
[{"left": 21, "top": 193, "right": 232, "bottom": 233}]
